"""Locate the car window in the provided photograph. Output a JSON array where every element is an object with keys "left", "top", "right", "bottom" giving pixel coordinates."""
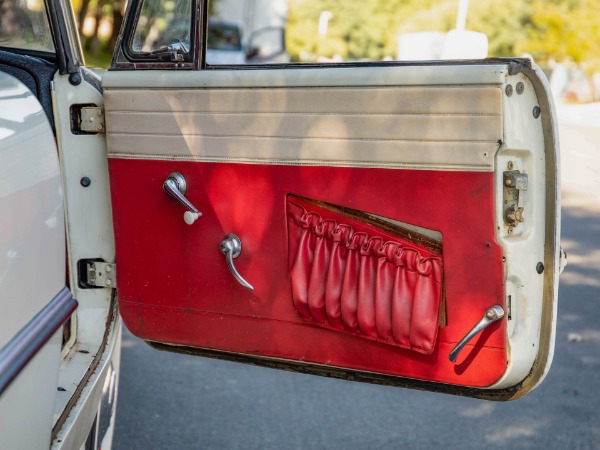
[
  {"left": 205, "top": 0, "right": 488, "bottom": 66},
  {"left": 0, "top": 0, "right": 54, "bottom": 53},
  {"left": 131, "top": 0, "right": 192, "bottom": 54}
]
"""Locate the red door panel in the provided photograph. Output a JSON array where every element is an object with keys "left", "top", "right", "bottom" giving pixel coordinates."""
[{"left": 109, "top": 159, "right": 505, "bottom": 387}]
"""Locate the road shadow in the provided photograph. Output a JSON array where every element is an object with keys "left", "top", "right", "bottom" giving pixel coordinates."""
[{"left": 560, "top": 191, "right": 600, "bottom": 289}]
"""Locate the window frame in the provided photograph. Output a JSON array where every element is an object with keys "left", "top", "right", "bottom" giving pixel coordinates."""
[{"left": 111, "top": 0, "right": 204, "bottom": 70}]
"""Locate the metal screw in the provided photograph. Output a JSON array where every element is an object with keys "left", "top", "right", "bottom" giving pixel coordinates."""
[
  {"left": 533, "top": 106, "right": 541, "bottom": 118},
  {"left": 516, "top": 82, "right": 525, "bottom": 94},
  {"left": 508, "top": 161, "right": 514, "bottom": 170},
  {"left": 106, "top": 279, "right": 112, "bottom": 286},
  {"left": 536, "top": 262, "right": 544, "bottom": 274},
  {"left": 508, "top": 227, "right": 513, "bottom": 235},
  {"left": 505, "top": 84, "right": 513, "bottom": 96},
  {"left": 80, "top": 177, "right": 91, "bottom": 187}
]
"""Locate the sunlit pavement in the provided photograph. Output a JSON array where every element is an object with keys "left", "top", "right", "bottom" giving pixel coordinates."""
[
  {"left": 558, "top": 102, "right": 600, "bottom": 206},
  {"left": 113, "top": 104, "right": 600, "bottom": 450}
]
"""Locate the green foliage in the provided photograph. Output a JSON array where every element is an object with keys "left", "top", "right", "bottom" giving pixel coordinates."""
[
  {"left": 83, "top": 49, "right": 113, "bottom": 68},
  {"left": 518, "top": 0, "right": 600, "bottom": 71},
  {"left": 287, "top": 0, "right": 600, "bottom": 71},
  {"left": 287, "top": 0, "right": 414, "bottom": 61}
]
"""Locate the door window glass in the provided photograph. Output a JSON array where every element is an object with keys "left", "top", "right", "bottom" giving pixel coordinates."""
[
  {"left": 0, "top": 0, "right": 54, "bottom": 53},
  {"left": 131, "top": 0, "right": 192, "bottom": 54}
]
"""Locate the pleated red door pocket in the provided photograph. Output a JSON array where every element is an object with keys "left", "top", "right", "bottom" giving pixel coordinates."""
[{"left": 287, "top": 196, "right": 444, "bottom": 355}]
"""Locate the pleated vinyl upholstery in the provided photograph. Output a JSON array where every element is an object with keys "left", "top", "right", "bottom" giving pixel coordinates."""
[{"left": 287, "top": 197, "right": 443, "bottom": 354}]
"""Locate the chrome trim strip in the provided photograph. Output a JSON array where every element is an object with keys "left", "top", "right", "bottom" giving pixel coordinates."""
[{"left": 0, "top": 287, "right": 77, "bottom": 395}]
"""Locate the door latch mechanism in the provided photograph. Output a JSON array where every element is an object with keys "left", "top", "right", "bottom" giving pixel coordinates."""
[{"left": 503, "top": 170, "right": 528, "bottom": 230}]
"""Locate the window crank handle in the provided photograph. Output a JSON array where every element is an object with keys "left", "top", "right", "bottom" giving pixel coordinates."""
[
  {"left": 163, "top": 172, "right": 201, "bottom": 225},
  {"left": 220, "top": 234, "right": 254, "bottom": 291},
  {"left": 449, "top": 305, "right": 505, "bottom": 362}
]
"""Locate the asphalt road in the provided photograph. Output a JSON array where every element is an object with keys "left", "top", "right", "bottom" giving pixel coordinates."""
[{"left": 113, "top": 104, "right": 600, "bottom": 450}]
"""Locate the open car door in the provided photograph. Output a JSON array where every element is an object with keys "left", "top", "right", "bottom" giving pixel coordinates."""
[{"left": 101, "top": 2, "right": 560, "bottom": 401}]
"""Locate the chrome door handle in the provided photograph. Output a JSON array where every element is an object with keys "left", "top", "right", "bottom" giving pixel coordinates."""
[
  {"left": 220, "top": 234, "right": 254, "bottom": 291},
  {"left": 449, "top": 305, "right": 505, "bottom": 362},
  {"left": 163, "top": 172, "right": 202, "bottom": 225}
]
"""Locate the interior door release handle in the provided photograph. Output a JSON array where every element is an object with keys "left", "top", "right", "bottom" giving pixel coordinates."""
[
  {"left": 449, "top": 305, "right": 505, "bottom": 362},
  {"left": 220, "top": 234, "right": 254, "bottom": 291},
  {"left": 163, "top": 172, "right": 201, "bottom": 225}
]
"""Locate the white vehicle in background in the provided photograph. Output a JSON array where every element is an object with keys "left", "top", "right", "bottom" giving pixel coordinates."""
[
  {"left": 206, "top": 0, "right": 289, "bottom": 65},
  {"left": 396, "top": 0, "right": 487, "bottom": 61},
  {"left": 206, "top": 21, "right": 247, "bottom": 65},
  {"left": 0, "top": 0, "right": 563, "bottom": 449},
  {"left": 206, "top": 20, "right": 287, "bottom": 65},
  {"left": 396, "top": 30, "right": 488, "bottom": 61},
  {"left": 207, "top": 0, "right": 288, "bottom": 65}
]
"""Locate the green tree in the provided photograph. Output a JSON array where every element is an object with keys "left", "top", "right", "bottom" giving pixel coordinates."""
[
  {"left": 287, "top": 0, "right": 415, "bottom": 61},
  {"left": 287, "top": 0, "right": 600, "bottom": 72},
  {"left": 519, "top": 0, "right": 600, "bottom": 71}
]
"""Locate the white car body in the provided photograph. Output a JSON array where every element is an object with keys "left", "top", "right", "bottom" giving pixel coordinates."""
[
  {"left": 0, "top": 71, "right": 67, "bottom": 450},
  {"left": 0, "top": 67, "right": 122, "bottom": 449}
]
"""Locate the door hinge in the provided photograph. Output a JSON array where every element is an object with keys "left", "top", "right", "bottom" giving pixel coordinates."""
[
  {"left": 79, "top": 260, "right": 116, "bottom": 288},
  {"left": 503, "top": 170, "right": 528, "bottom": 230},
  {"left": 72, "top": 105, "right": 105, "bottom": 134},
  {"left": 88, "top": 261, "right": 116, "bottom": 288}
]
